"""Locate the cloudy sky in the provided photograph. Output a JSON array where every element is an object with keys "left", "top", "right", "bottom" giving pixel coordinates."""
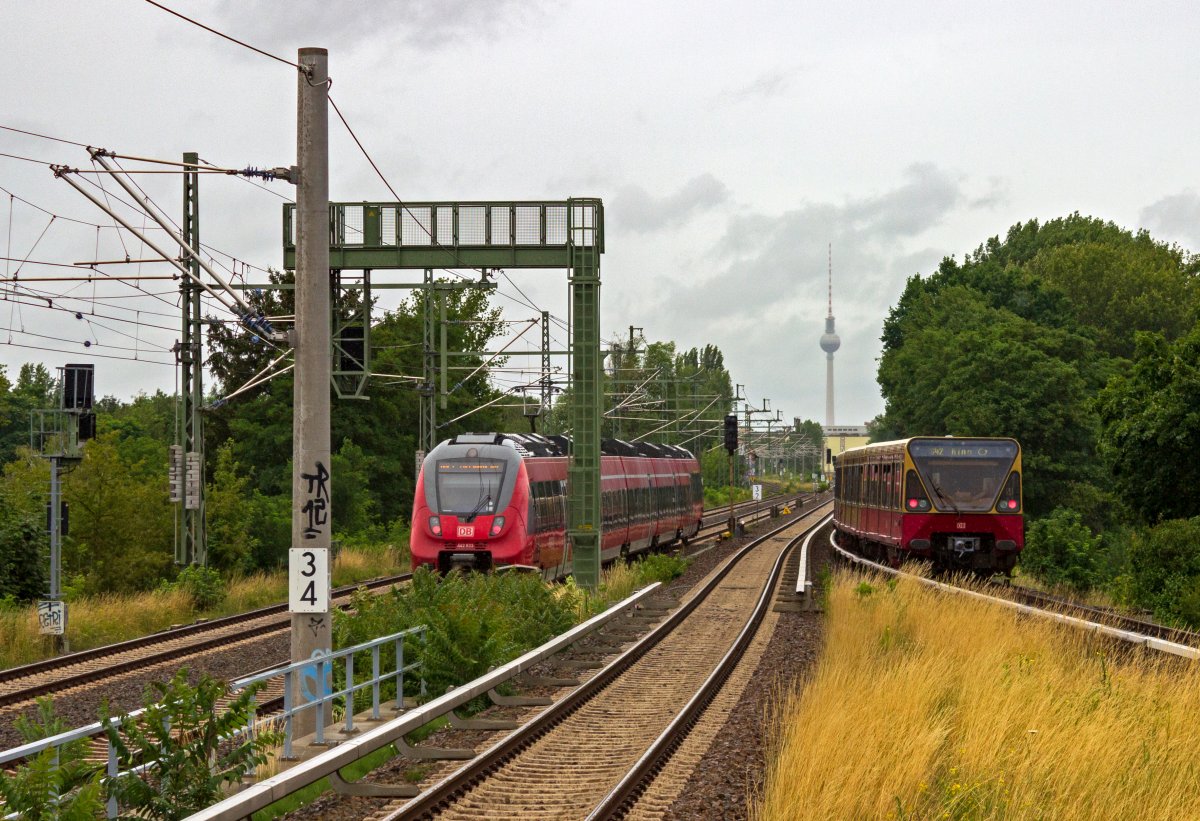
[{"left": 1, "top": 1, "right": 1197, "bottom": 430}]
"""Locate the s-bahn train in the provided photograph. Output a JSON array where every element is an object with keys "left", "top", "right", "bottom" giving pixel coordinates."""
[
  {"left": 410, "top": 432, "right": 703, "bottom": 575},
  {"left": 833, "top": 436, "right": 1024, "bottom": 574}
]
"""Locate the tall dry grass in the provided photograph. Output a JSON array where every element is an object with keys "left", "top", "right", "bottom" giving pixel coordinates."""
[
  {"left": 0, "top": 545, "right": 404, "bottom": 670},
  {"left": 754, "top": 570, "right": 1200, "bottom": 820}
]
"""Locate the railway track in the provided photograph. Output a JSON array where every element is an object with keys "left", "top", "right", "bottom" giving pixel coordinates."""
[
  {"left": 375, "top": 504, "right": 831, "bottom": 820},
  {"left": 998, "top": 582, "right": 1200, "bottom": 648},
  {"left": 0, "top": 574, "right": 413, "bottom": 714},
  {"left": 0, "top": 493, "right": 806, "bottom": 720},
  {"left": 830, "top": 533, "right": 1200, "bottom": 657}
]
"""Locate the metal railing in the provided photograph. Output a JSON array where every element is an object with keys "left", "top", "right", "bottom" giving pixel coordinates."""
[
  {"left": 0, "top": 627, "right": 428, "bottom": 819},
  {"left": 232, "top": 626, "right": 427, "bottom": 758}
]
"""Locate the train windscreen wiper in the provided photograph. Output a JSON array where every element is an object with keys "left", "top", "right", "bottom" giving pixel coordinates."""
[
  {"left": 931, "top": 482, "right": 960, "bottom": 516},
  {"left": 464, "top": 493, "right": 492, "bottom": 522}
]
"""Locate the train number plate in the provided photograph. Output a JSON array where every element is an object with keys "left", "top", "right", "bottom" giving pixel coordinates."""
[{"left": 457, "top": 525, "right": 474, "bottom": 537}]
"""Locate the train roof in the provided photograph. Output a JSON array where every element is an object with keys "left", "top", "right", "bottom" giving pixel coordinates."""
[
  {"left": 446, "top": 433, "right": 695, "bottom": 460},
  {"left": 836, "top": 436, "right": 1021, "bottom": 461}
]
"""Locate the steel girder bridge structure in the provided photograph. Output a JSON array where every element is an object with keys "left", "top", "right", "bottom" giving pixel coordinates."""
[{"left": 281, "top": 199, "right": 606, "bottom": 588}]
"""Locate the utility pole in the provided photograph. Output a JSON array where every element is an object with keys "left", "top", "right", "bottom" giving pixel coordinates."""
[{"left": 289, "top": 47, "right": 332, "bottom": 740}]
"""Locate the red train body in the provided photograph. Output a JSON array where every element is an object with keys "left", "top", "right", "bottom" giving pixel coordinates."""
[
  {"left": 833, "top": 436, "right": 1024, "bottom": 574},
  {"left": 410, "top": 433, "right": 703, "bottom": 575}
]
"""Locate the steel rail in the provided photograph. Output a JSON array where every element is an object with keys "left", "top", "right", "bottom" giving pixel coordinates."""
[
  {"left": 382, "top": 504, "right": 831, "bottom": 820},
  {"left": 588, "top": 509, "right": 834, "bottom": 819},
  {"left": 997, "top": 582, "right": 1200, "bottom": 648},
  {"left": 0, "top": 573, "right": 413, "bottom": 706},
  {"left": 829, "top": 532, "right": 1200, "bottom": 660}
]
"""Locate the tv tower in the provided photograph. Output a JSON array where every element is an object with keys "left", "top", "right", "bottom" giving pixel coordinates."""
[{"left": 818, "top": 244, "right": 840, "bottom": 427}]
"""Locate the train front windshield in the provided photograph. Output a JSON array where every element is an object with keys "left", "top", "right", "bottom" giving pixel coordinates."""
[
  {"left": 434, "top": 459, "right": 507, "bottom": 516},
  {"left": 909, "top": 439, "right": 1018, "bottom": 512}
]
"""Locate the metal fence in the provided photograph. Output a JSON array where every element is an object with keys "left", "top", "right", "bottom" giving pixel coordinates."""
[{"left": 0, "top": 626, "right": 427, "bottom": 819}]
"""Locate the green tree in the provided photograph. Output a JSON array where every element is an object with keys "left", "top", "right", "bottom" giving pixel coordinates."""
[
  {"left": 1097, "top": 327, "right": 1200, "bottom": 523},
  {"left": 64, "top": 435, "right": 174, "bottom": 593},
  {"left": 204, "top": 442, "right": 259, "bottom": 573},
  {"left": 877, "top": 285, "right": 1102, "bottom": 518},
  {"left": 206, "top": 276, "right": 509, "bottom": 530},
  {"left": 0, "top": 516, "right": 47, "bottom": 601}
]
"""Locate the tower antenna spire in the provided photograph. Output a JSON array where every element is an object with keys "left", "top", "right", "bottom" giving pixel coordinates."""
[
  {"left": 819, "top": 242, "right": 841, "bottom": 427},
  {"left": 827, "top": 242, "right": 833, "bottom": 317}
]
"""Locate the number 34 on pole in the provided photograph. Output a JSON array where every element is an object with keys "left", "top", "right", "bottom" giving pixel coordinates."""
[{"left": 289, "top": 548, "right": 330, "bottom": 612}]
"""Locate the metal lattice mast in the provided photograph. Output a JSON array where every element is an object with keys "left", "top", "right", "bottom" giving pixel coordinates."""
[
  {"left": 178, "top": 151, "right": 206, "bottom": 566},
  {"left": 419, "top": 268, "right": 436, "bottom": 455},
  {"left": 541, "top": 310, "right": 552, "bottom": 419},
  {"left": 567, "top": 199, "right": 603, "bottom": 590}
]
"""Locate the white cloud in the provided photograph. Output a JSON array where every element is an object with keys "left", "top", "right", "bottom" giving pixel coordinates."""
[
  {"left": 214, "top": 0, "right": 546, "bottom": 52},
  {"left": 611, "top": 174, "right": 730, "bottom": 233},
  {"left": 1140, "top": 191, "right": 1200, "bottom": 251}
]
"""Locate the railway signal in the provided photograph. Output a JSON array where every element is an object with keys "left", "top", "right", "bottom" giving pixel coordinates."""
[{"left": 724, "top": 414, "right": 738, "bottom": 454}]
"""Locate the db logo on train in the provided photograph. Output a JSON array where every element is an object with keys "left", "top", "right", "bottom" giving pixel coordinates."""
[{"left": 457, "top": 525, "right": 474, "bottom": 537}]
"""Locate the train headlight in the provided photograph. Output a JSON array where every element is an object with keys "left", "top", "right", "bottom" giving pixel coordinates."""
[
  {"left": 489, "top": 516, "right": 505, "bottom": 536},
  {"left": 429, "top": 515, "right": 442, "bottom": 536}
]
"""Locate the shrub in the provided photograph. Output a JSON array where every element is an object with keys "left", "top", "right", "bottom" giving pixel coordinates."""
[
  {"left": 1128, "top": 517, "right": 1200, "bottom": 627},
  {"left": 634, "top": 553, "right": 689, "bottom": 584},
  {"left": 103, "top": 669, "right": 279, "bottom": 820},
  {"left": 0, "top": 698, "right": 104, "bottom": 819},
  {"left": 333, "top": 568, "right": 577, "bottom": 703},
  {"left": 174, "top": 564, "right": 225, "bottom": 610},
  {"left": 1019, "top": 507, "right": 1102, "bottom": 594}
]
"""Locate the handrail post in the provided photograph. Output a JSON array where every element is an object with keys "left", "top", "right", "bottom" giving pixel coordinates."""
[
  {"left": 400, "top": 633, "right": 410, "bottom": 710},
  {"left": 246, "top": 691, "right": 257, "bottom": 745},
  {"left": 371, "top": 644, "right": 382, "bottom": 720},
  {"left": 344, "top": 654, "right": 355, "bottom": 734},
  {"left": 282, "top": 670, "right": 295, "bottom": 759},
  {"left": 106, "top": 733, "right": 118, "bottom": 819},
  {"left": 419, "top": 628, "right": 428, "bottom": 699},
  {"left": 314, "top": 657, "right": 327, "bottom": 745}
]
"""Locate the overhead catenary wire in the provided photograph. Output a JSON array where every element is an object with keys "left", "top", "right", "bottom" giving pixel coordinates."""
[
  {"left": 140, "top": 0, "right": 306, "bottom": 73},
  {"left": 0, "top": 288, "right": 179, "bottom": 332},
  {"left": 0, "top": 123, "right": 91, "bottom": 148}
]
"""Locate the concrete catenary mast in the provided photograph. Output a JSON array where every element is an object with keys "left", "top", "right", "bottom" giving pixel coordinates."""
[{"left": 819, "top": 244, "right": 841, "bottom": 427}]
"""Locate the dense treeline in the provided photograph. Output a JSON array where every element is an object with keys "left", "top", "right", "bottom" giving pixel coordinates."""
[
  {"left": 876, "top": 213, "right": 1200, "bottom": 622},
  {"left": 0, "top": 278, "right": 753, "bottom": 603},
  {"left": 0, "top": 280, "right": 519, "bottom": 600}
]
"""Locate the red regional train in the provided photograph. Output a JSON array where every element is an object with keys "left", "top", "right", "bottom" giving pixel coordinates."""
[
  {"left": 410, "top": 432, "right": 703, "bottom": 575},
  {"left": 833, "top": 436, "right": 1024, "bottom": 574}
]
